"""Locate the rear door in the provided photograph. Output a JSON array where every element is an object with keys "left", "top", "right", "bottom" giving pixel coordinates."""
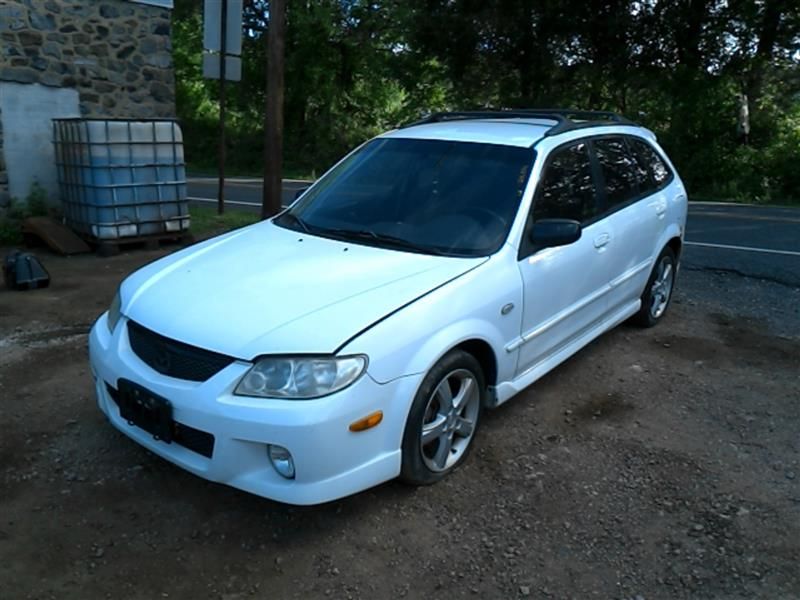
[
  {"left": 514, "top": 140, "right": 612, "bottom": 376},
  {"left": 591, "top": 136, "right": 665, "bottom": 314}
]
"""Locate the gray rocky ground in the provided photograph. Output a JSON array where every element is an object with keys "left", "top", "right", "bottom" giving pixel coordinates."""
[{"left": 1, "top": 247, "right": 798, "bottom": 599}]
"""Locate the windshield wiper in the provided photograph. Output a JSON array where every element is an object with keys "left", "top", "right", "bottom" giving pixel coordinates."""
[
  {"left": 321, "top": 228, "right": 447, "bottom": 256},
  {"left": 277, "top": 212, "right": 311, "bottom": 234}
]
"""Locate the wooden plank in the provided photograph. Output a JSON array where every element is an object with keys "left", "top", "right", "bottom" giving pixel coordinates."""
[{"left": 21, "top": 217, "right": 91, "bottom": 255}]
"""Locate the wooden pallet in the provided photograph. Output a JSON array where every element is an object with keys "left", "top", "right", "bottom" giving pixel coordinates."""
[{"left": 93, "top": 231, "right": 195, "bottom": 257}]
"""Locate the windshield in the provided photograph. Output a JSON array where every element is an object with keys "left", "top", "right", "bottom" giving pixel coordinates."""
[{"left": 275, "top": 138, "right": 535, "bottom": 257}]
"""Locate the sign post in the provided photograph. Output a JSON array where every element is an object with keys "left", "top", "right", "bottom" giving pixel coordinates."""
[
  {"left": 203, "top": 0, "right": 243, "bottom": 215},
  {"left": 217, "top": 0, "right": 227, "bottom": 215}
]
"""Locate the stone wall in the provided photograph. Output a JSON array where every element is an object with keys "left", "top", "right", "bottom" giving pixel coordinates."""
[{"left": 0, "top": 0, "right": 176, "bottom": 211}]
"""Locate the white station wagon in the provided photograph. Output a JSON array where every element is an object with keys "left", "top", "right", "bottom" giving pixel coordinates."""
[{"left": 89, "top": 110, "right": 688, "bottom": 505}]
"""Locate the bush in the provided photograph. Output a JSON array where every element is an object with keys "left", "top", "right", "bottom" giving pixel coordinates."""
[{"left": 0, "top": 182, "right": 54, "bottom": 245}]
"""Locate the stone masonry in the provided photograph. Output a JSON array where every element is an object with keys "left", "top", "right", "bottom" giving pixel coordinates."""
[{"left": 0, "top": 0, "right": 176, "bottom": 210}]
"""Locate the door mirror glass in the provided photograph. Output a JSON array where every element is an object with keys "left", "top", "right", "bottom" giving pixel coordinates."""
[{"left": 529, "top": 218, "right": 582, "bottom": 249}]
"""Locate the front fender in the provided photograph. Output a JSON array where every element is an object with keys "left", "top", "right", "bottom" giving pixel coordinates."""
[{"left": 340, "top": 255, "right": 522, "bottom": 385}]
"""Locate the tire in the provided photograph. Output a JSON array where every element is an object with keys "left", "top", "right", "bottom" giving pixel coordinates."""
[
  {"left": 633, "top": 246, "right": 677, "bottom": 327},
  {"left": 400, "top": 349, "right": 485, "bottom": 486}
]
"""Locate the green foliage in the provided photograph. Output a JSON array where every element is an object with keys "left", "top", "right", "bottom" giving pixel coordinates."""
[
  {"left": 189, "top": 205, "right": 260, "bottom": 238},
  {"left": 172, "top": 0, "right": 800, "bottom": 204},
  {"left": 0, "top": 182, "right": 52, "bottom": 245}
]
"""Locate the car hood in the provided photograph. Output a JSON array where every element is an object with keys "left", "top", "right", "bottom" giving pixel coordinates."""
[{"left": 121, "top": 221, "right": 486, "bottom": 359}]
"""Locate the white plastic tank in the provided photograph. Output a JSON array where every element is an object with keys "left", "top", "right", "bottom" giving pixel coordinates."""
[{"left": 53, "top": 118, "right": 189, "bottom": 240}]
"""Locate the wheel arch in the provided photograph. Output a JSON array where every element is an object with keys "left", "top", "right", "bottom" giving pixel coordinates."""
[
  {"left": 653, "top": 223, "right": 683, "bottom": 266},
  {"left": 666, "top": 235, "right": 682, "bottom": 260},
  {"left": 454, "top": 338, "right": 498, "bottom": 389}
]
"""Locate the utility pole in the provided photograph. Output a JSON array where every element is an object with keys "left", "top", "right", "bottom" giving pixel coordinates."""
[
  {"left": 217, "top": 0, "right": 228, "bottom": 215},
  {"left": 262, "top": 0, "right": 286, "bottom": 219}
]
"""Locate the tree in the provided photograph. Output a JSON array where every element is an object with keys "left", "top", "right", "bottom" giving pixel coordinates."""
[{"left": 262, "top": 0, "right": 286, "bottom": 218}]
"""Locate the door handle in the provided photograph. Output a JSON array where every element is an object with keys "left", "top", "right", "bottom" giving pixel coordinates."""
[
  {"left": 655, "top": 199, "right": 667, "bottom": 216},
  {"left": 593, "top": 233, "right": 611, "bottom": 248}
]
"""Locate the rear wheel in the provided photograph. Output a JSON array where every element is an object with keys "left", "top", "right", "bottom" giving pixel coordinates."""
[
  {"left": 633, "top": 246, "right": 676, "bottom": 327},
  {"left": 400, "top": 350, "right": 484, "bottom": 486}
]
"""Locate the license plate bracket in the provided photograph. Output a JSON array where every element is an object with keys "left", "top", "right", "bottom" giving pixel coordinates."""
[{"left": 117, "top": 379, "right": 173, "bottom": 443}]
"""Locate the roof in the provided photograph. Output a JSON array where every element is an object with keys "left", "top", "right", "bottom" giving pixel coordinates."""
[
  {"left": 381, "top": 118, "right": 557, "bottom": 148},
  {"left": 381, "top": 109, "right": 646, "bottom": 148}
]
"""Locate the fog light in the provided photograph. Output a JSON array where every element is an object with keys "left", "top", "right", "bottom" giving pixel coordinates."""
[{"left": 267, "top": 444, "right": 295, "bottom": 479}]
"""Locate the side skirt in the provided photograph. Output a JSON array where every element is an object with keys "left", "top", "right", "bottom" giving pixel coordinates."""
[{"left": 489, "top": 299, "right": 641, "bottom": 408}]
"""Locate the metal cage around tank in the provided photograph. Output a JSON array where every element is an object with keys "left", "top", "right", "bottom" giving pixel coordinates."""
[{"left": 53, "top": 118, "right": 190, "bottom": 241}]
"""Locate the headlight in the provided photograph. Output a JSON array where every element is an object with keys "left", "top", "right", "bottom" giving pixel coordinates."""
[
  {"left": 234, "top": 355, "right": 367, "bottom": 399},
  {"left": 107, "top": 291, "right": 122, "bottom": 334}
]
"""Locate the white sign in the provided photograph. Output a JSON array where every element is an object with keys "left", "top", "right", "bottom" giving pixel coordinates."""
[
  {"left": 202, "top": 52, "right": 242, "bottom": 82},
  {"left": 203, "top": 0, "right": 243, "bottom": 56}
]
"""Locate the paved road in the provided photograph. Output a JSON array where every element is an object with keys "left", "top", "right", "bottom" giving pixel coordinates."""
[
  {"left": 188, "top": 176, "right": 308, "bottom": 210},
  {"left": 683, "top": 203, "right": 800, "bottom": 288},
  {"left": 188, "top": 177, "right": 800, "bottom": 288}
]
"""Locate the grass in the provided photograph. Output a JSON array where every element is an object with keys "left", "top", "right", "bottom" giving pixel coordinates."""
[
  {"left": 189, "top": 205, "right": 261, "bottom": 238},
  {"left": 3, "top": 204, "right": 262, "bottom": 247}
]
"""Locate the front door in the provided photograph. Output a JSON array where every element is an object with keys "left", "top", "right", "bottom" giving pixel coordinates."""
[{"left": 515, "top": 140, "right": 612, "bottom": 376}]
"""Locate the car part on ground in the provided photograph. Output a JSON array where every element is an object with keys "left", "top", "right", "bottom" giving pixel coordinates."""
[{"left": 3, "top": 250, "right": 50, "bottom": 291}]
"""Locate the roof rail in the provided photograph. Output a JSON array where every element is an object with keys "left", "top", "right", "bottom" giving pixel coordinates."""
[{"left": 403, "top": 108, "right": 637, "bottom": 137}]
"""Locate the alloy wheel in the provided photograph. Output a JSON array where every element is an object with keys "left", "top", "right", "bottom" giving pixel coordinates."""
[
  {"left": 649, "top": 255, "right": 674, "bottom": 319},
  {"left": 419, "top": 368, "right": 481, "bottom": 473}
]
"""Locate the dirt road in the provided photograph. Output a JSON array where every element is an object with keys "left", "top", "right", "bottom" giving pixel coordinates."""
[{"left": 1, "top": 246, "right": 798, "bottom": 599}]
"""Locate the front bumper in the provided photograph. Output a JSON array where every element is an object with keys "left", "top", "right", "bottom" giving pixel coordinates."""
[{"left": 88, "top": 314, "right": 422, "bottom": 505}]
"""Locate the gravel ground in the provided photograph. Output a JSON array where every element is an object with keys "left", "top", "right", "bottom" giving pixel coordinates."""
[{"left": 1, "top": 246, "right": 798, "bottom": 600}]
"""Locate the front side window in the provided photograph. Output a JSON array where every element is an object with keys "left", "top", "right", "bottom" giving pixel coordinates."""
[
  {"left": 593, "top": 137, "right": 640, "bottom": 208},
  {"left": 275, "top": 138, "right": 534, "bottom": 257},
  {"left": 532, "top": 142, "right": 597, "bottom": 223}
]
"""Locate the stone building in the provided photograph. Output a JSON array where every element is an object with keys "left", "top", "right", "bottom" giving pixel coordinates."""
[{"left": 0, "top": 0, "right": 176, "bottom": 212}]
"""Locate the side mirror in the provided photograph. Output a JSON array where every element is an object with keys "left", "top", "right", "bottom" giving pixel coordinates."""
[
  {"left": 294, "top": 186, "right": 310, "bottom": 200},
  {"left": 529, "top": 218, "right": 582, "bottom": 249}
]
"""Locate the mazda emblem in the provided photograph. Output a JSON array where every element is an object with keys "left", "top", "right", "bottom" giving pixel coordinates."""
[{"left": 154, "top": 347, "right": 171, "bottom": 372}]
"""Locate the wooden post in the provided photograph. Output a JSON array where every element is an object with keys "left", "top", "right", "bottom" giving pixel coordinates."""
[
  {"left": 262, "top": 0, "right": 286, "bottom": 219},
  {"left": 217, "top": 0, "right": 228, "bottom": 215}
]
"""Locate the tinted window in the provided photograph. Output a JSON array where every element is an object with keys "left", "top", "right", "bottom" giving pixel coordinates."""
[
  {"left": 277, "top": 138, "right": 534, "bottom": 257},
  {"left": 593, "top": 137, "right": 639, "bottom": 207},
  {"left": 629, "top": 137, "right": 671, "bottom": 187},
  {"left": 533, "top": 142, "right": 597, "bottom": 222},
  {"left": 626, "top": 138, "right": 652, "bottom": 192}
]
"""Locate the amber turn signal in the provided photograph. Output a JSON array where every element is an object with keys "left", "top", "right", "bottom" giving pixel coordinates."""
[{"left": 349, "top": 411, "right": 383, "bottom": 432}]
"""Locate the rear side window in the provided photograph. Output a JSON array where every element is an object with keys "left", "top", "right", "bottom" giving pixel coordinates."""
[
  {"left": 593, "top": 137, "right": 639, "bottom": 208},
  {"left": 628, "top": 137, "right": 672, "bottom": 188},
  {"left": 533, "top": 142, "right": 597, "bottom": 223},
  {"left": 626, "top": 138, "right": 651, "bottom": 192}
]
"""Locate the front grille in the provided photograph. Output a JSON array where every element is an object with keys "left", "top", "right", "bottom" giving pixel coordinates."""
[
  {"left": 105, "top": 382, "right": 216, "bottom": 458},
  {"left": 127, "top": 320, "right": 234, "bottom": 382}
]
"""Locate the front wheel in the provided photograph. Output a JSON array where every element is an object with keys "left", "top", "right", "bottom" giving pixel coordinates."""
[
  {"left": 400, "top": 350, "right": 485, "bottom": 486},
  {"left": 633, "top": 246, "right": 677, "bottom": 327}
]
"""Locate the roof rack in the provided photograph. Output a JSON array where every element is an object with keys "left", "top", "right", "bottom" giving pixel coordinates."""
[{"left": 403, "top": 109, "right": 637, "bottom": 137}]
